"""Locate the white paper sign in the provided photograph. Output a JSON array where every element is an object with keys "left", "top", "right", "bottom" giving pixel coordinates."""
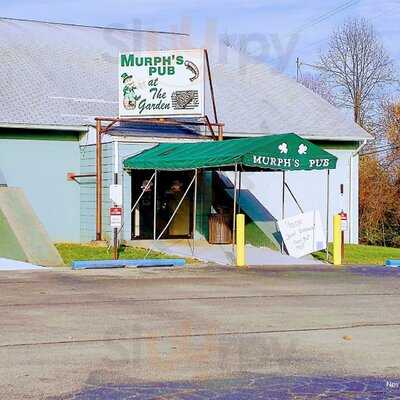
[
  {"left": 277, "top": 210, "right": 326, "bottom": 258},
  {"left": 110, "top": 184, "right": 123, "bottom": 206},
  {"left": 119, "top": 49, "right": 205, "bottom": 118}
]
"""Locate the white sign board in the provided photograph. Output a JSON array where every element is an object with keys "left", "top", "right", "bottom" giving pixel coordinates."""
[
  {"left": 277, "top": 210, "right": 326, "bottom": 258},
  {"left": 119, "top": 49, "right": 205, "bottom": 118},
  {"left": 340, "top": 212, "right": 348, "bottom": 231},
  {"left": 110, "top": 207, "right": 122, "bottom": 229},
  {"left": 109, "top": 184, "right": 123, "bottom": 206}
]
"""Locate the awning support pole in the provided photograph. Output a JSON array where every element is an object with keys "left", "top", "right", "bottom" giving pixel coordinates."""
[
  {"left": 192, "top": 169, "right": 198, "bottom": 257},
  {"left": 145, "top": 171, "right": 197, "bottom": 259},
  {"left": 117, "top": 171, "right": 156, "bottom": 236},
  {"left": 238, "top": 169, "right": 242, "bottom": 214},
  {"left": 326, "top": 169, "right": 330, "bottom": 261},
  {"left": 282, "top": 171, "right": 286, "bottom": 220},
  {"left": 281, "top": 171, "right": 286, "bottom": 254},
  {"left": 284, "top": 182, "right": 304, "bottom": 214},
  {"left": 153, "top": 170, "right": 157, "bottom": 241},
  {"left": 232, "top": 163, "right": 238, "bottom": 264}
]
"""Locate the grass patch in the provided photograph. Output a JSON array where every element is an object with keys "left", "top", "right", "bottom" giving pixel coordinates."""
[
  {"left": 55, "top": 243, "right": 196, "bottom": 266},
  {"left": 313, "top": 243, "right": 400, "bottom": 265}
]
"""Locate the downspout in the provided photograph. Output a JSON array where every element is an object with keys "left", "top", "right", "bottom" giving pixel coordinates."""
[
  {"left": 353, "top": 140, "right": 368, "bottom": 157},
  {"left": 349, "top": 140, "right": 367, "bottom": 244}
]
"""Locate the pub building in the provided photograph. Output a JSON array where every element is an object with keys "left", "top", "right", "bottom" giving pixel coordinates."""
[{"left": 0, "top": 18, "right": 371, "bottom": 261}]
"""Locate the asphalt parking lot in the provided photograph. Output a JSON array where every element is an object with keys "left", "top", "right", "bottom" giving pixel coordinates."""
[{"left": 1, "top": 265, "right": 400, "bottom": 399}]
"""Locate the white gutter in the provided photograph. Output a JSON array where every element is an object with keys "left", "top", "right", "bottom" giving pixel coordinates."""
[
  {"left": 0, "top": 121, "right": 372, "bottom": 142},
  {"left": 223, "top": 132, "right": 372, "bottom": 142},
  {"left": 0, "top": 122, "right": 90, "bottom": 132},
  {"left": 352, "top": 139, "right": 368, "bottom": 156},
  {"left": 348, "top": 139, "right": 367, "bottom": 244}
]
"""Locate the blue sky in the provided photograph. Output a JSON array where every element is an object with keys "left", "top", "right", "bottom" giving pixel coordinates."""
[{"left": 1, "top": 0, "right": 399, "bottom": 77}]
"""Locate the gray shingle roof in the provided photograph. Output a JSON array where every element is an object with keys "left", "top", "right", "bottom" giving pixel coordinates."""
[{"left": 0, "top": 18, "right": 371, "bottom": 140}]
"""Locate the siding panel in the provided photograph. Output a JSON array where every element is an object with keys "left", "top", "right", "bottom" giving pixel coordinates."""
[{"left": 80, "top": 142, "right": 113, "bottom": 242}]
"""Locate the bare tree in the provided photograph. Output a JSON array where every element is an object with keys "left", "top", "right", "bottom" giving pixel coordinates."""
[
  {"left": 298, "top": 72, "right": 337, "bottom": 106},
  {"left": 375, "top": 100, "right": 400, "bottom": 169},
  {"left": 319, "top": 18, "right": 395, "bottom": 128}
]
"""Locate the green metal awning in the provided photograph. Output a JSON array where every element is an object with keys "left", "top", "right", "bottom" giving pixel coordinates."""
[{"left": 123, "top": 133, "right": 337, "bottom": 171}]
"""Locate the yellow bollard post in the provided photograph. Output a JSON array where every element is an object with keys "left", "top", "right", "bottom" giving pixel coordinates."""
[
  {"left": 333, "top": 214, "right": 342, "bottom": 266},
  {"left": 236, "top": 214, "right": 246, "bottom": 267}
]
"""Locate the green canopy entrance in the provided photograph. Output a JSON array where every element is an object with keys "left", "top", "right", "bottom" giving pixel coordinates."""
[
  {"left": 122, "top": 133, "right": 336, "bottom": 263},
  {"left": 123, "top": 133, "right": 337, "bottom": 171}
]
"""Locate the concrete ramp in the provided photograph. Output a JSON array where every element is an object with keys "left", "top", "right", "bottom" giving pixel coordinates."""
[
  {"left": 0, "top": 188, "right": 63, "bottom": 266},
  {"left": 128, "top": 240, "right": 323, "bottom": 266}
]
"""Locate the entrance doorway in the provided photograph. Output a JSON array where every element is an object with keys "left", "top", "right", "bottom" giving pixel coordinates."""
[{"left": 131, "top": 170, "right": 194, "bottom": 240}]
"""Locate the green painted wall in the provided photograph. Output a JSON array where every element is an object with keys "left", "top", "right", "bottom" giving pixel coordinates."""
[
  {"left": 80, "top": 142, "right": 113, "bottom": 242},
  {"left": 0, "top": 129, "right": 81, "bottom": 242}
]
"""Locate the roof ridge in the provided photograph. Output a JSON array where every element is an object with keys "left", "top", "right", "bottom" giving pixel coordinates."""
[{"left": 0, "top": 16, "right": 189, "bottom": 36}]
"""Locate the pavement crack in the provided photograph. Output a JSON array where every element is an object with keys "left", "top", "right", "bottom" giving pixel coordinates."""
[
  {"left": 1, "top": 322, "right": 400, "bottom": 349},
  {"left": 1, "top": 292, "right": 399, "bottom": 308}
]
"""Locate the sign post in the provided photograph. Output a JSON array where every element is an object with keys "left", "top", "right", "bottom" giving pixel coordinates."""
[
  {"left": 110, "top": 207, "right": 122, "bottom": 259},
  {"left": 339, "top": 211, "right": 348, "bottom": 259},
  {"left": 339, "top": 184, "right": 346, "bottom": 260}
]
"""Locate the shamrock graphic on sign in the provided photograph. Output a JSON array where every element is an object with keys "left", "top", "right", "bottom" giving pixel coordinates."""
[
  {"left": 278, "top": 143, "right": 288, "bottom": 154},
  {"left": 298, "top": 144, "right": 308, "bottom": 155}
]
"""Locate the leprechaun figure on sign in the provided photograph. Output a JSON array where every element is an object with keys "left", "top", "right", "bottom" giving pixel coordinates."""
[{"left": 121, "top": 72, "right": 141, "bottom": 110}]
